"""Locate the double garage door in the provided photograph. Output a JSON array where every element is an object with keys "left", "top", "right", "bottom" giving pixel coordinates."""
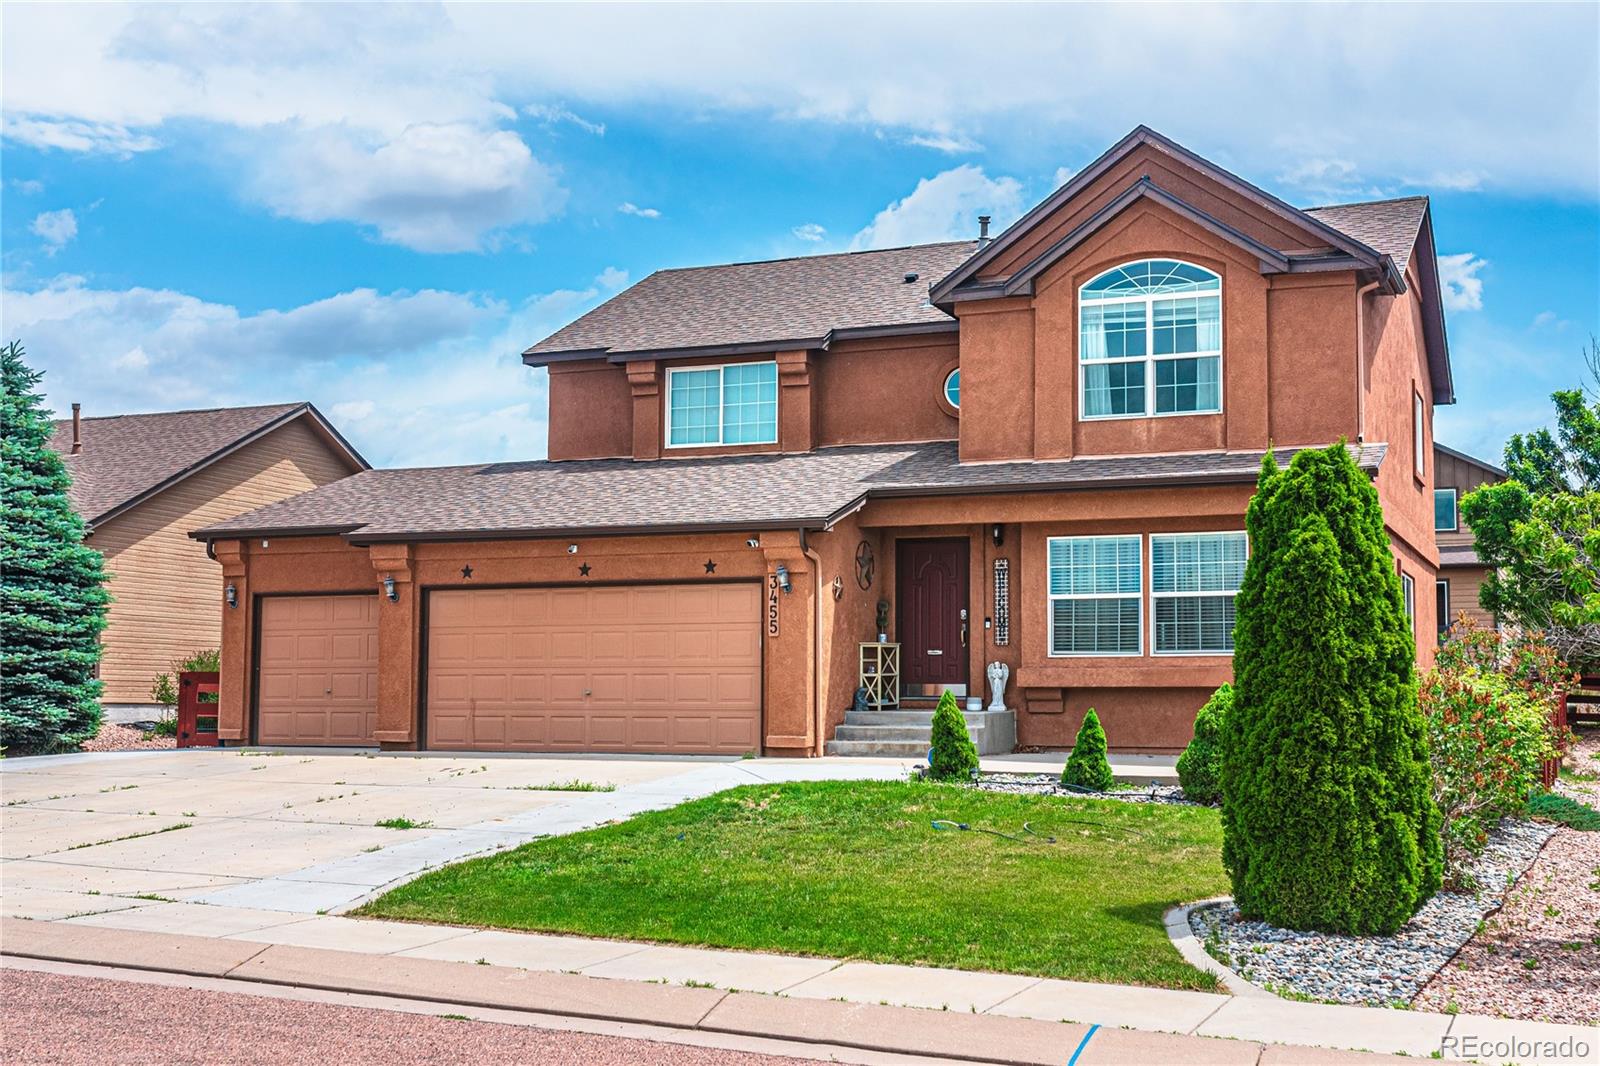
[{"left": 255, "top": 585, "right": 761, "bottom": 754}]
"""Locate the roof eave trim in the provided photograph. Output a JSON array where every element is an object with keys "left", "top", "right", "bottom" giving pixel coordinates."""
[
  {"left": 985, "top": 179, "right": 1291, "bottom": 299},
  {"left": 929, "top": 125, "right": 1390, "bottom": 302},
  {"left": 529, "top": 321, "right": 962, "bottom": 366},
  {"left": 188, "top": 522, "right": 365, "bottom": 542},
  {"left": 1434, "top": 441, "right": 1506, "bottom": 478},
  {"left": 343, "top": 516, "right": 840, "bottom": 546},
  {"left": 92, "top": 404, "right": 367, "bottom": 530}
]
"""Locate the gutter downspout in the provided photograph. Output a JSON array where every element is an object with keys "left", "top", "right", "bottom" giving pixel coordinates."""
[
  {"left": 1355, "top": 280, "right": 1381, "bottom": 443},
  {"left": 801, "top": 528, "right": 826, "bottom": 757}
]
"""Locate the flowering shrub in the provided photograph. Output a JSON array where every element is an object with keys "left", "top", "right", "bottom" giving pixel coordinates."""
[{"left": 1421, "top": 621, "right": 1573, "bottom": 883}]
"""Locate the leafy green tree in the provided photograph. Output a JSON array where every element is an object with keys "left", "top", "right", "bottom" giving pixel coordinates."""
[
  {"left": 1461, "top": 481, "right": 1600, "bottom": 670},
  {"left": 927, "top": 690, "right": 978, "bottom": 780},
  {"left": 1222, "top": 443, "right": 1441, "bottom": 935},
  {"left": 1, "top": 342, "right": 110, "bottom": 751},
  {"left": 1177, "top": 684, "right": 1232, "bottom": 804},
  {"left": 1502, "top": 335, "right": 1600, "bottom": 495},
  {"left": 1062, "top": 708, "right": 1114, "bottom": 792}
]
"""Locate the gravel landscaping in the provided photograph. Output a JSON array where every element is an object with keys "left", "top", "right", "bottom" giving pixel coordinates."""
[
  {"left": 78, "top": 722, "right": 175, "bottom": 752},
  {"left": 972, "top": 771, "right": 1195, "bottom": 806},
  {"left": 1188, "top": 819, "right": 1555, "bottom": 1007}
]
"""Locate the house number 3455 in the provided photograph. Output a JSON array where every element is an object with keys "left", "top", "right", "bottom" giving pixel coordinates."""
[{"left": 766, "top": 573, "right": 781, "bottom": 638}]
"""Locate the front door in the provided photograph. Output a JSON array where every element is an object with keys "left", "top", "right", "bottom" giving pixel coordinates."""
[{"left": 896, "top": 538, "right": 969, "bottom": 693}]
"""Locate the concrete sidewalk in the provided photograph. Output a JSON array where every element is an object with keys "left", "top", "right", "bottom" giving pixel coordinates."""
[
  {"left": 6, "top": 910, "right": 1592, "bottom": 1064},
  {"left": 2, "top": 918, "right": 1476, "bottom": 1066}
]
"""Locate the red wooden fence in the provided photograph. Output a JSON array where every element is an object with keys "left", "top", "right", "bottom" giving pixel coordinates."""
[{"left": 177, "top": 671, "right": 220, "bottom": 748}]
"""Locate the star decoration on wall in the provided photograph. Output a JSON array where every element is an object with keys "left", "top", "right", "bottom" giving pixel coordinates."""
[
  {"left": 704, "top": 559, "right": 717, "bottom": 574},
  {"left": 578, "top": 562, "right": 591, "bottom": 576},
  {"left": 460, "top": 565, "right": 474, "bottom": 578}
]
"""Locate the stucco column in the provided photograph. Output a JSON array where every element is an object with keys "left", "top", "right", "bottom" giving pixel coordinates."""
[
  {"left": 627, "top": 360, "right": 661, "bottom": 460},
  {"left": 759, "top": 533, "right": 815, "bottom": 755},
  {"left": 213, "top": 539, "right": 249, "bottom": 742},
  {"left": 368, "top": 543, "right": 419, "bottom": 748},
  {"left": 775, "top": 349, "right": 814, "bottom": 453}
]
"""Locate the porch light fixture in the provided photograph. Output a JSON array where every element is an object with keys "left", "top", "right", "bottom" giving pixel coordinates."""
[
  {"left": 992, "top": 524, "right": 1004, "bottom": 547},
  {"left": 382, "top": 576, "right": 398, "bottom": 602},
  {"left": 225, "top": 583, "right": 238, "bottom": 609},
  {"left": 775, "top": 564, "right": 792, "bottom": 593}
]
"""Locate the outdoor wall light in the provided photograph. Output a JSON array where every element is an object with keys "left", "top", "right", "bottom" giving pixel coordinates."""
[
  {"left": 746, "top": 537, "right": 761, "bottom": 549},
  {"left": 775, "top": 563, "right": 792, "bottom": 593},
  {"left": 992, "top": 524, "right": 1004, "bottom": 547},
  {"left": 225, "top": 583, "right": 238, "bottom": 609},
  {"left": 382, "top": 576, "right": 398, "bottom": 602},
  {"left": 567, "top": 543, "right": 579, "bottom": 554}
]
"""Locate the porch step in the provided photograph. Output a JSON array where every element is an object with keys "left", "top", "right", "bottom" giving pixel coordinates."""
[{"left": 825, "top": 708, "right": 1017, "bottom": 757}]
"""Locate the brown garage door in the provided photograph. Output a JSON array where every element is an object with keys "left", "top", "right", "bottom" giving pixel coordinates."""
[
  {"left": 426, "top": 584, "right": 761, "bottom": 754},
  {"left": 256, "top": 595, "right": 380, "bottom": 746}
]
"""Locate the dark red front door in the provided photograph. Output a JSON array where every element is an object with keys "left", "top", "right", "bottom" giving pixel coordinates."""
[{"left": 897, "top": 538, "right": 969, "bottom": 690}]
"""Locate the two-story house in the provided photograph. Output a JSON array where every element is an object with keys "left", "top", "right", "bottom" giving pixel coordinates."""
[
  {"left": 1433, "top": 443, "right": 1505, "bottom": 635},
  {"left": 194, "top": 127, "right": 1453, "bottom": 756}
]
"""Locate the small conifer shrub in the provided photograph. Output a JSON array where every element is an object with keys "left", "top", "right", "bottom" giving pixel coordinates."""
[
  {"left": 1062, "top": 708, "right": 1115, "bottom": 791},
  {"left": 928, "top": 690, "right": 979, "bottom": 780}
]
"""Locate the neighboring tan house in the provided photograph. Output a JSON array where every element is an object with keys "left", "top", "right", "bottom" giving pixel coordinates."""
[
  {"left": 50, "top": 403, "right": 368, "bottom": 717},
  {"left": 195, "top": 127, "right": 1452, "bottom": 756},
  {"left": 1433, "top": 443, "right": 1506, "bottom": 635}
]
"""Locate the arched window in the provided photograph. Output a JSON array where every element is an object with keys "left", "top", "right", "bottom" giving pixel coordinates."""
[{"left": 1079, "top": 259, "right": 1221, "bottom": 419}]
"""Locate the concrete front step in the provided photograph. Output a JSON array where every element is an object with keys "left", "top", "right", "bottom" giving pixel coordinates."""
[{"left": 826, "top": 709, "right": 1017, "bottom": 757}]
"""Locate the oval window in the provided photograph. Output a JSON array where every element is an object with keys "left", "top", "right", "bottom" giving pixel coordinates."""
[{"left": 943, "top": 368, "right": 960, "bottom": 410}]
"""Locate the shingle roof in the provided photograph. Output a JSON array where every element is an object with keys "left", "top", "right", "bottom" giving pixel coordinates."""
[
  {"left": 526, "top": 242, "right": 976, "bottom": 360},
  {"left": 1303, "top": 197, "right": 1429, "bottom": 276},
  {"left": 193, "top": 441, "right": 1387, "bottom": 543},
  {"left": 49, "top": 403, "right": 366, "bottom": 527}
]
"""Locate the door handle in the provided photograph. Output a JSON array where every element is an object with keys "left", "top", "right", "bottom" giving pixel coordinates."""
[{"left": 960, "top": 622, "right": 968, "bottom": 648}]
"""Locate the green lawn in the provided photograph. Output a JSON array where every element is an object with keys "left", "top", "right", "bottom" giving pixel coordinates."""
[{"left": 360, "top": 780, "right": 1228, "bottom": 990}]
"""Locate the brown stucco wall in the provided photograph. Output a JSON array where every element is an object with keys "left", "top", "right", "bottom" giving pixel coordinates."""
[
  {"left": 547, "top": 360, "right": 632, "bottom": 460},
  {"left": 814, "top": 335, "right": 959, "bottom": 448}
]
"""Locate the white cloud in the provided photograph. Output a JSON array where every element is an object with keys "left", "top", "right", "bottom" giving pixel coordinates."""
[
  {"left": 851, "top": 166, "right": 1024, "bottom": 250},
  {"left": 1052, "top": 167, "right": 1075, "bottom": 190},
  {"left": 523, "top": 103, "right": 605, "bottom": 136},
  {"left": 245, "top": 122, "right": 565, "bottom": 253},
  {"left": 1531, "top": 310, "right": 1570, "bottom": 332},
  {"left": 792, "top": 222, "right": 826, "bottom": 242},
  {"left": 2, "top": 274, "right": 621, "bottom": 466},
  {"left": 904, "top": 132, "right": 981, "bottom": 154},
  {"left": 1437, "top": 252, "right": 1488, "bottom": 311},
  {"left": 594, "top": 266, "right": 629, "bottom": 291},
  {"left": 11, "top": 178, "right": 45, "bottom": 195},
  {"left": 30, "top": 208, "right": 78, "bottom": 252},
  {"left": 617, "top": 202, "right": 661, "bottom": 219},
  {"left": 4, "top": 3, "right": 1594, "bottom": 216}
]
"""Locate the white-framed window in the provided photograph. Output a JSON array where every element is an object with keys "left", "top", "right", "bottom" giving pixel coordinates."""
[
  {"left": 1413, "top": 392, "right": 1426, "bottom": 478},
  {"left": 1436, "top": 579, "right": 1451, "bottom": 637},
  {"left": 1402, "top": 572, "right": 1416, "bottom": 638},
  {"left": 1079, "top": 259, "right": 1221, "bottom": 420},
  {"left": 943, "top": 367, "right": 961, "bottom": 409},
  {"left": 665, "top": 362, "right": 778, "bottom": 447},
  {"left": 1047, "top": 535, "right": 1142, "bottom": 656},
  {"left": 1150, "top": 532, "right": 1248, "bottom": 655},
  {"left": 1434, "top": 488, "right": 1458, "bottom": 532}
]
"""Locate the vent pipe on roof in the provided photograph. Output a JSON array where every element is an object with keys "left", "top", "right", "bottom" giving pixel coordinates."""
[
  {"left": 70, "top": 403, "right": 82, "bottom": 454},
  {"left": 977, "top": 215, "right": 992, "bottom": 249}
]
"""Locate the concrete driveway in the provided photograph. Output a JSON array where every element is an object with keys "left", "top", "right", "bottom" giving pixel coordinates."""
[{"left": 1, "top": 748, "right": 918, "bottom": 920}]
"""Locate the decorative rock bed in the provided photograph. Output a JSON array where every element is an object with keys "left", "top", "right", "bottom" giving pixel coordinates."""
[
  {"left": 1186, "top": 819, "right": 1556, "bottom": 1006},
  {"left": 972, "top": 771, "right": 1195, "bottom": 806}
]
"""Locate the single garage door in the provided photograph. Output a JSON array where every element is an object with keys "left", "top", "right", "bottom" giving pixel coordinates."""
[
  {"left": 256, "top": 595, "right": 380, "bottom": 745},
  {"left": 426, "top": 584, "right": 761, "bottom": 754}
]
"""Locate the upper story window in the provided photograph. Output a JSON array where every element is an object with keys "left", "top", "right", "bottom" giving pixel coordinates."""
[
  {"left": 944, "top": 368, "right": 961, "bottom": 409},
  {"left": 1079, "top": 259, "right": 1221, "bottom": 420},
  {"left": 1413, "top": 392, "right": 1426, "bottom": 478},
  {"left": 1047, "top": 534, "right": 1142, "bottom": 656},
  {"left": 1434, "top": 488, "right": 1458, "bottom": 532},
  {"left": 666, "top": 362, "right": 778, "bottom": 447}
]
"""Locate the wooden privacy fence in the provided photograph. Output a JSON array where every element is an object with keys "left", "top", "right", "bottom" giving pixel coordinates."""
[{"left": 177, "top": 671, "right": 220, "bottom": 748}]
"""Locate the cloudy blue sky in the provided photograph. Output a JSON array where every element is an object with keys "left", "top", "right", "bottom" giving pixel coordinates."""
[{"left": 3, "top": 2, "right": 1596, "bottom": 468}]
